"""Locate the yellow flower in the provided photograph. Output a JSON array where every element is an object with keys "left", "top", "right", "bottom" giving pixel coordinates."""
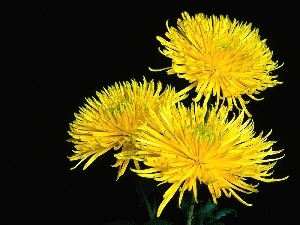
[
  {"left": 67, "top": 77, "right": 187, "bottom": 179},
  {"left": 154, "top": 12, "right": 282, "bottom": 116},
  {"left": 131, "top": 103, "right": 287, "bottom": 216}
]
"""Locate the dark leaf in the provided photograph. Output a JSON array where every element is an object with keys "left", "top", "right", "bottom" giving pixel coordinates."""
[
  {"left": 206, "top": 208, "right": 237, "bottom": 224},
  {"left": 198, "top": 199, "right": 217, "bottom": 219}
]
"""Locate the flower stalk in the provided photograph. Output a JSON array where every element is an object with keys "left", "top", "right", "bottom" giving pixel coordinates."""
[{"left": 186, "top": 196, "right": 195, "bottom": 225}]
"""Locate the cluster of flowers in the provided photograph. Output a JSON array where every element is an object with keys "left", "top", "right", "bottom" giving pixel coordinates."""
[{"left": 68, "top": 12, "right": 287, "bottom": 217}]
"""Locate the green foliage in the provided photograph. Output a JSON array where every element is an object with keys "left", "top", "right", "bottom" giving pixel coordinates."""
[
  {"left": 194, "top": 199, "right": 237, "bottom": 225},
  {"left": 206, "top": 208, "right": 237, "bottom": 224},
  {"left": 197, "top": 199, "right": 218, "bottom": 220},
  {"left": 180, "top": 189, "right": 236, "bottom": 225},
  {"left": 107, "top": 183, "right": 236, "bottom": 225}
]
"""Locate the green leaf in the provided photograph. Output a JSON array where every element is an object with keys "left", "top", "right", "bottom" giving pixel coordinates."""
[
  {"left": 194, "top": 199, "right": 218, "bottom": 225},
  {"left": 144, "top": 218, "right": 171, "bottom": 225},
  {"left": 105, "top": 219, "right": 137, "bottom": 225},
  {"left": 198, "top": 199, "right": 218, "bottom": 219},
  {"left": 206, "top": 208, "right": 237, "bottom": 224}
]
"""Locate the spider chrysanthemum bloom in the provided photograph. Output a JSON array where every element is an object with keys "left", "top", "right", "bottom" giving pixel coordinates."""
[
  {"left": 155, "top": 12, "right": 283, "bottom": 116},
  {"left": 68, "top": 77, "right": 187, "bottom": 179},
  {"left": 131, "top": 103, "right": 287, "bottom": 216}
]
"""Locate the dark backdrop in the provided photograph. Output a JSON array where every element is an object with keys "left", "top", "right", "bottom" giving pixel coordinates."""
[{"left": 3, "top": 1, "right": 298, "bottom": 224}]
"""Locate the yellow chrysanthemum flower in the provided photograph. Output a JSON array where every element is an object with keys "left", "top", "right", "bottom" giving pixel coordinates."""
[
  {"left": 68, "top": 77, "right": 187, "bottom": 179},
  {"left": 130, "top": 103, "right": 287, "bottom": 216},
  {"left": 154, "top": 12, "right": 282, "bottom": 116}
]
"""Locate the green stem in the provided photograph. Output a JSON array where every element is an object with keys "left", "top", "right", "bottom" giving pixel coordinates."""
[
  {"left": 141, "top": 188, "right": 155, "bottom": 220},
  {"left": 186, "top": 196, "right": 195, "bottom": 225}
]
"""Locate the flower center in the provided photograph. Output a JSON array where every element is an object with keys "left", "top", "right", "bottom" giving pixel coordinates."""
[{"left": 194, "top": 123, "right": 216, "bottom": 141}]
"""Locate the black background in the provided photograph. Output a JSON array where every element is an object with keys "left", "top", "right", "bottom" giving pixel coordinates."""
[{"left": 3, "top": 1, "right": 299, "bottom": 224}]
